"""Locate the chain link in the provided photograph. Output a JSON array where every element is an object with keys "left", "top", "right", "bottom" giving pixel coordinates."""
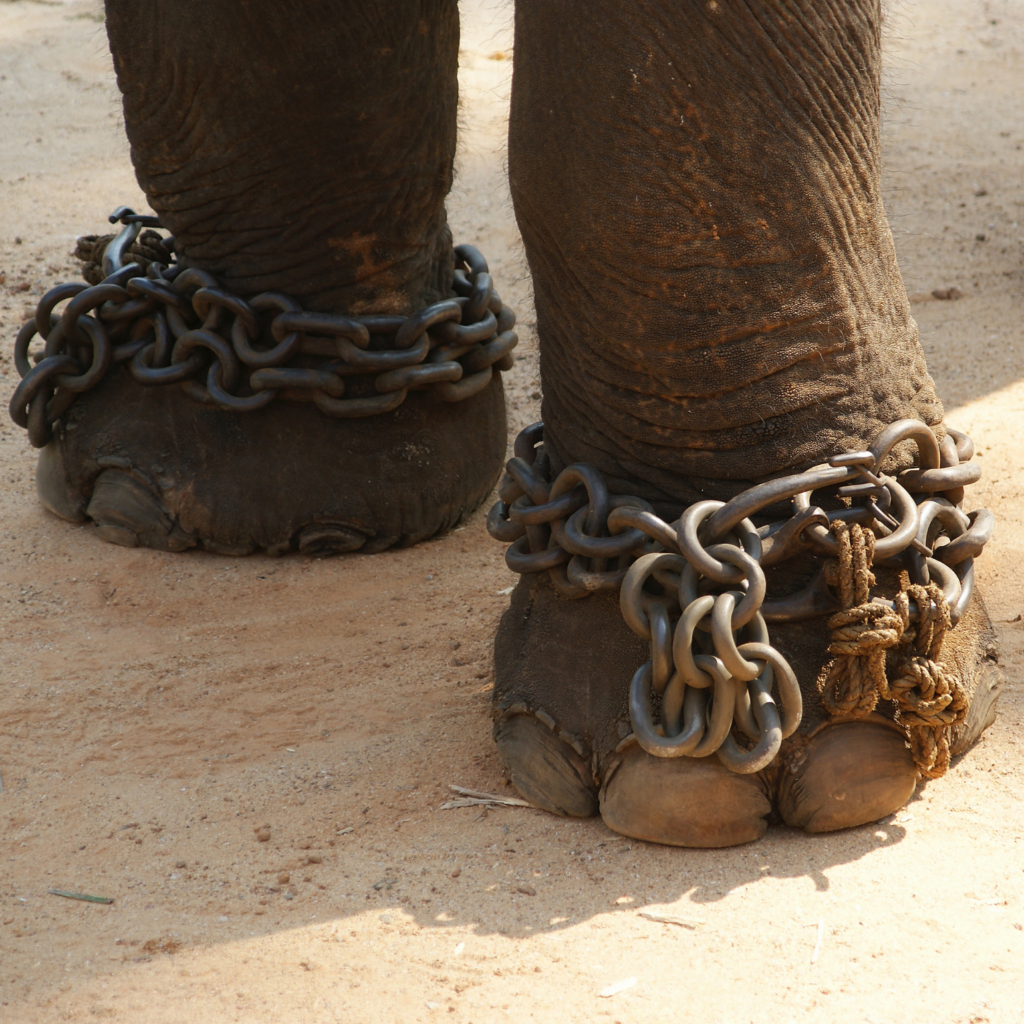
[
  {"left": 9, "top": 208, "right": 518, "bottom": 447},
  {"left": 488, "top": 420, "right": 991, "bottom": 773}
]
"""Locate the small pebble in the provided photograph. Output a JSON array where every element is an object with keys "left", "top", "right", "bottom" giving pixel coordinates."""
[
  {"left": 278, "top": 872, "right": 290, "bottom": 885},
  {"left": 450, "top": 867, "right": 461, "bottom": 878},
  {"left": 254, "top": 826, "right": 271, "bottom": 843},
  {"left": 516, "top": 884, "right": 536, "bottom": 897}
]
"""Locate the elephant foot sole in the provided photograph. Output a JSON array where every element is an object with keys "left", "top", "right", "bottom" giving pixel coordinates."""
[
  {"left": 495, "top": 717, "right": 914, "bottom": 846},
  {"left": 37, "top": 367, "right": 507, "bottom": 556},
  {"left": 497, "top": 715, "right": 917, "bottom": 847}
]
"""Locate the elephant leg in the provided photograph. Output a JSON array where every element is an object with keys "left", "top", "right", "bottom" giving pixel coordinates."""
[
  {"left": 497, "top": 0, "right": 1000, "bottom": 845},
  {"left": 23, "top": 1, "right": 508, "bottom": 555}
]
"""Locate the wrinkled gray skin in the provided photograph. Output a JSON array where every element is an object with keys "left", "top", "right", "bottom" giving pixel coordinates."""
[{"left": 511, "top": 0, "right": 940, "bottom": 497}]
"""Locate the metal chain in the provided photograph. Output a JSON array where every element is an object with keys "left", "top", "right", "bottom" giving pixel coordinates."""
[
  {"left": 487, "top": 420, "right": 993, "bottom": 773},
  {"left": 9, "top": 207, "right": 518, "bottom": 448}
]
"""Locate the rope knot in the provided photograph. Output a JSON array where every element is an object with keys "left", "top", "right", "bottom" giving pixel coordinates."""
[
  {"left": 887, "top": 582, "right": 967, "bottom": 779},
  {"left": 818, "top": 522, "right": 902, "bottom": 717},
  {"left": 826, "top": 602, "right": 903, "bottom": 658},
  {"left": 820, "top": 533, "right": 968, "bottom": 778}
]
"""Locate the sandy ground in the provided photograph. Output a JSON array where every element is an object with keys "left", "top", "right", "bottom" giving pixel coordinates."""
[{"left": 0, "top": 1, "right": 1022, "bottom": 1022}]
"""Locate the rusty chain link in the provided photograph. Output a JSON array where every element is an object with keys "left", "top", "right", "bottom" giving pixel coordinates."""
[
  {"left": 488, "top": 420, "right": 992, "bottom": 775},
  {"left": 9, "top": 207, "right": 517, "bottom": 447}
]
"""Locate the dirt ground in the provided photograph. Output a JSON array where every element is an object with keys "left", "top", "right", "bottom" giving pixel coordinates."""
[{"left": 1, "top": 1, "right": 1022, "bottom": 1022}]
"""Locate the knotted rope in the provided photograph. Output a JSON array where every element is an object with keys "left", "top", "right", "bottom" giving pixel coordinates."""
[
  {"left": 818, "top": 522, "right": 968, "bottom": 778},
  {"left": 887, "top": 582, "right": 968, "bottom": 778},
  {"left": 818, "top": 521, "right": 904, "bottom": 716}
]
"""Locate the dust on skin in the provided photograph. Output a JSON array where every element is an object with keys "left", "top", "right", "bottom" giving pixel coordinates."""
[{"left": 326, "top": 231, "right": 445, "bottom": 314}]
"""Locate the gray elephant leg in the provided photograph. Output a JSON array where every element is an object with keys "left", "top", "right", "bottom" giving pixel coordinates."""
[
  {"left": 495, "top": 0, "right": 1000, "bottom": 846},
  {"left": 20, "top": 1, "right": 509, "bottom": 555}
]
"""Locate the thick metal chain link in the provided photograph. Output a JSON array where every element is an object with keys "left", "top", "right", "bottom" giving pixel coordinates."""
[
  {"left": 9, "top": 207, "right": 518, "bottom": 447},
  {"left": 488, "top": 420, "right": 993, "bottom": 773}
]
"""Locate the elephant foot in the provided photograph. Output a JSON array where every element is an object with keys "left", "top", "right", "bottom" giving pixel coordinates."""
[
  {"left": 492, "top": 560, "right": 1001, "bottom": 847},
  {"left": 493, "top": 573, "right": 770, "bottom": 846},
  {"left": 600, "top": 743, "right": 771, "bottom": 847},
  {"left": 36, "top": 366, "right": 507, "bottom": 556},
  {"left": 770, "top": 638, "right": 1003, "bottom": 831},
  {"left": 950, "top": 658, "right": 1002, "bottom": 755},
  {"left": 946, "top": 595, "right": 1004, "bottom": 756},
  {"left": 773, "top": 586, "right": 1001, "bottom": 833}
]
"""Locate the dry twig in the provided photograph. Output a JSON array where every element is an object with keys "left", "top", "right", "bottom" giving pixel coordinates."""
[{"left": 439, "top": 785, "right": 531, "bottom": 810}]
